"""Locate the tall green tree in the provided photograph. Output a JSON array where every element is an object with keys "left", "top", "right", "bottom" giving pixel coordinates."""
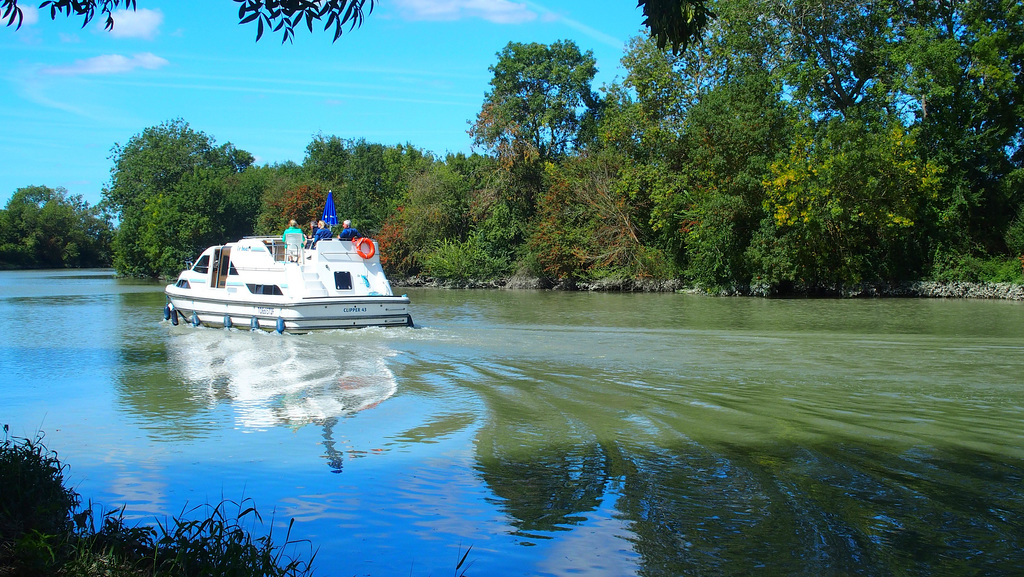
[
  {"left": 599, "top": 35, "right": 703, "bottom": 264},
  {"left": 897, "top": 0, "right": 1024, "bottom": 258},
  {"left": 468, "top": 40, "right": 602, "bottom": 273},
  {"left": 761, "top": 0, "right": 901, "bottom": 116},
  {"left": 470, "top": 40, "right": 601, "bottom": 165},
  {"left": 679, "top": 72, "right": 794, "bottom": 287},
  {"left": 104, "top": 119, "right": 256, "bottom": 277}
]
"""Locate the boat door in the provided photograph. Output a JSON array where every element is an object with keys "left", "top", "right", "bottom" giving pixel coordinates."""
[{"left": 210, "top": 247, "right": 232, "bottom": 289}]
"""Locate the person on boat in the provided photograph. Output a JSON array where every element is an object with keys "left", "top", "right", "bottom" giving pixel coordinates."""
[
  {"left": 282, "top": 219, "right": 306, "bottom": 262},
  {"left": 282, "top": 219, "right": 305, "bottom": 243},
  {"left": 338, "top": 219, "right": 361, "bottom": 241},
  {"left": 311, "top": 220, "right": 333, "bottom": 248}
]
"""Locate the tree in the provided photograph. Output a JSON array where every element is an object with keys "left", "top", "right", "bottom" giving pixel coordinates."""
[
  {"left": 753, "top": 116, "right": 942, "bottom": 286},
  {"left": 763, "top": 0, "right": 901, "bottom": 117},
  {"left": 530, "top": 150, "right": 675, "bottom": 281},
  {"left": 896, "top": 0, "right": 1024, "bottom": 257},
  {"left": 598, "top": 36, "right": 694, "bottom": 263},
  {"left": 260, "top": 182, "right": 328, "bottom": 235},
  {"left": 467, "top": 39, "right": 603, "bottom": 274},
  {"left": 0, "top": 185, "right": 112, "bottom": 268},
  {"left": 641, "top": 0, "right": 716, "bottom": 53},
  {"left": 220, "top": 162, "right": 270, "bottom": 240},
  {"left": 104, "top": 119, "right": 257, "bottom": 277},
  {"left": 376, "top": 156, "right": 476, "bottom": 276},
  {"left": 3, "top": 0, "right": 712, "bottom": 49},
  {"left": 470, "top": 40, "right": 601, "bottom": 165},
  {"left": 678, "top": 72, "right": 794, "bottom": 288}
]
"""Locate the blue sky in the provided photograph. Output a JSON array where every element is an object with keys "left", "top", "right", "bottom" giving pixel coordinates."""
[{"left": 1, "top": 0, "right": 648, "bottom": 207}]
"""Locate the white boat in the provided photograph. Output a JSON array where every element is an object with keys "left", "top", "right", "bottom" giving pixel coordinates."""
[{"left": 164, "top": 234, "right": 412, "bottom": 332}]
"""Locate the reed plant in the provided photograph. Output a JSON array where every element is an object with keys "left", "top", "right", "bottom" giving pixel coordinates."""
[{"left": 151, "top": 500, "right": 315, "bottom": 577}]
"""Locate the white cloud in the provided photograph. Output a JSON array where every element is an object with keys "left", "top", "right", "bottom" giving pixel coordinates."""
[
  {"left": 551, "top": 15, "right": 626, "bottom": 50},
  {"left": 104, "top": 8, "right": 163, "bottom": 39},
  {"left": 17, "top": 5, "right": 39, "bottom": 25},
  {"left": 393, "top": 0, "right": 537, "bottom": 24},
  {"left": 523, "top": 2, "right": 626, "bottom": 49},
  {"left": 42, "top": 52, "right": 170, "bottom": 75}
]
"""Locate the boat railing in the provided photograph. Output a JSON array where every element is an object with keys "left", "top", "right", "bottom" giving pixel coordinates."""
[
  {"left": 255, "top": 237, "right": 299, "bottom": 263},
  {"left": 244, "top": 236, "right": 367, "bottom": 263}
]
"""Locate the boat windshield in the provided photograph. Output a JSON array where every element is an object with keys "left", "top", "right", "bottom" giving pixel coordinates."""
[{"left": 192, "top": 255, "right": 210, "bottom": 274}]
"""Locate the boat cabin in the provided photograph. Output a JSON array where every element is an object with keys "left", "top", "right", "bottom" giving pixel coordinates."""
[{"left": 172, "top": 236, "right": 395, "bottom": 300}]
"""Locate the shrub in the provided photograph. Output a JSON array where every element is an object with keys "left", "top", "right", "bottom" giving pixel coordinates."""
[
  {"left": 422, "top": 236, "right": 511, "bottom": 281},
  {"left": 929, "top": 248, "right": 1024, "bottom": 283},
  {"left": 0, "top": 426, "right": 79, "bottom": 574},
  {"left": 0, "top": 426, "right": 315, "bottom": 577},
  {"left": 1005, "top": 208, "right": 1024, "bottom": 257}
]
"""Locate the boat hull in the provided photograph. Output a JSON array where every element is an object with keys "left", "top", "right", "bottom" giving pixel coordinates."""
[{"left": 165, "top": 290, "right": 412, "bottom": 332}]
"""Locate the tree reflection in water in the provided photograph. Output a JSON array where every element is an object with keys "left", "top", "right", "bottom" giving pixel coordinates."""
[{"left": 471, "top": 373, "right": 1024, "bottom": 575}]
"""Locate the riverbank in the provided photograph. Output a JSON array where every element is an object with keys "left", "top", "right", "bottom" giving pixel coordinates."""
[{"left": 392, "top": 276, "right": 1024, "bottom": 300}]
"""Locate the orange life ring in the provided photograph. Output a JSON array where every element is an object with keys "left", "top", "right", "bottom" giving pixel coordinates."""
[{"left": 354, "top": 237, "right": 375, "bottom": 259}]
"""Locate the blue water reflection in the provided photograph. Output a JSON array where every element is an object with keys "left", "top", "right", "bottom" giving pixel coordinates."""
[{"left": 2, "top": 271, "right": 1024, "bottom": 575}]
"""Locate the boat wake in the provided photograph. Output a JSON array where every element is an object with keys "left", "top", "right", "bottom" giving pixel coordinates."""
[{"left": 166, "top": 329, "right": 399, "bottom": 430}]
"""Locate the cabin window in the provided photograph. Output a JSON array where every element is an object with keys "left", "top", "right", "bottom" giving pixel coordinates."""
[
  {"left": 175, "top": 279, "right": 191, "bottom": 289},
  {"left": 246, "top": 284, "right": 283, "bottom": 296},
  {"left": 334, "top": 271, "right": 353, "bottom": 290},
  {"left": 192, "top": 255, "right": 210, "bottom": 274},
  {"left": 229, "top": 263, "right": 239, "bottom": 275}
]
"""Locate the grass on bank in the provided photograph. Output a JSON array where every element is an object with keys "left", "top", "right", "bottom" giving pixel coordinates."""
[{"left": 0, "top": 425, "right": 316, "bottom": 577}]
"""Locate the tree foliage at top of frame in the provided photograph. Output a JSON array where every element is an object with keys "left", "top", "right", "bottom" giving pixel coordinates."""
[
  {"left": 1, "top": 0, "right": 375, "bottom": 43},
  {"left": 2, "top": 0, "right": 709, "bottom": 48},
  {"left": 234, "top": 0, "right": 375, "bottom": 43},
  {"left": 640, "top": 0, "right": 716, "bottom": 54},
  {"left": 2, "top": 0, "right": 134, "bottom": 31}
]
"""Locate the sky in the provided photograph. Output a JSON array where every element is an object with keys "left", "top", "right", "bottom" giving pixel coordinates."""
[{"left": 1, "top": 0, "right": 649, "bottom": 207}]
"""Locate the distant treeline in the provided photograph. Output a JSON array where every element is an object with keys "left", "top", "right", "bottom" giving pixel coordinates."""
[
  {"left": 3, "top": 0, "right": 1022, "bottom": 290},
  {"left": 0, "top": 186, "right": 112, "bottom": 269}
]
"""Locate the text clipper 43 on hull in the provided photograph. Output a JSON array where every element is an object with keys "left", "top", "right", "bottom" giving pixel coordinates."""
[{"left": 164, "top": 235, "right": 412, "bottom": 333}]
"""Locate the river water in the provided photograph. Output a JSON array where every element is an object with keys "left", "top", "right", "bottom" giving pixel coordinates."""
[{"left": 2, "top": 269, "right": 1023, "bottom": 576}]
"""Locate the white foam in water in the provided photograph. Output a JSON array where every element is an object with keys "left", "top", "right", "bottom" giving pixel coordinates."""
[{"left": 167, "top": 330, "right": 398, "bottom": 430}]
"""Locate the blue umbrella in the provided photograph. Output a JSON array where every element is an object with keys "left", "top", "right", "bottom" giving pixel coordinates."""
[{"left": 321, "top": 190, "right": 338, "bottom": 226}]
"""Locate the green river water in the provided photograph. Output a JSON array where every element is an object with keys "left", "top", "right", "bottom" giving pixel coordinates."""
[{"left": 1, "top": 269, "right": 1023, "bottom": 576}]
